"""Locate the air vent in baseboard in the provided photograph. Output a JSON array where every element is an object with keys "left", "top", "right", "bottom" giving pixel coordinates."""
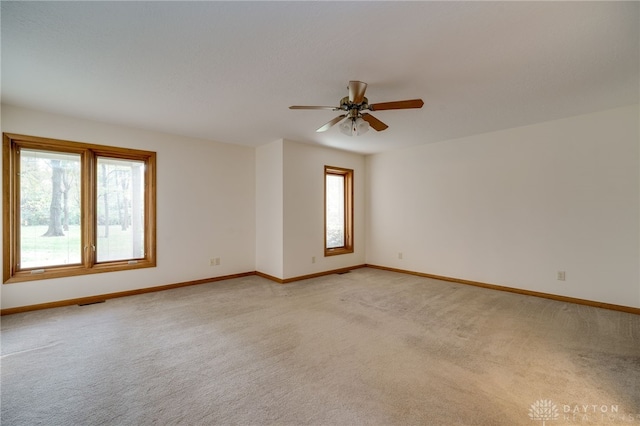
[{"left": 78, "top": 300, "right": 106, "bottom": 307}]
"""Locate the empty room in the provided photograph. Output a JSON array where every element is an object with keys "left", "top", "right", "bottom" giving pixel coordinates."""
[{"left": 1, "top": 2, "right": 639, "bottom": 425}]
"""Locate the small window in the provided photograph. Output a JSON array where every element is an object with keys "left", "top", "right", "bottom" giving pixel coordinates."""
[
  {"left": 325, "top": 166, "right": 353, "bottom": 256},
  {"left": 3, "top": 133, "right": 156, "bottom": 283}
]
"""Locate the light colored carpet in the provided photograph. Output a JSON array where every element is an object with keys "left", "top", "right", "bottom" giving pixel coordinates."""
[{"left": 1, "top": 268, "right": 639, "bottom": 425}]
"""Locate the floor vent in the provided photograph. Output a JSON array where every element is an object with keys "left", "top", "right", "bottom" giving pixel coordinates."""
[{"left": 78, "top": 300, "right": 106, "bottom": 306}]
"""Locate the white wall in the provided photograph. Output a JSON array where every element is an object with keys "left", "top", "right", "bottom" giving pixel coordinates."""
[
  {"left": 1, "top": 105, "right": 256, "bottom": 309},
  {"left": 282, "top": 140, "right": 366, "bottom": 279},
  {"left": 254, "top": 139, "right": 366, "bottom": 280},
  {"left": 366, "top": 105, "right": 640, "bottom": 308},
  {"left": 3, "top": 104, "right": 638, "bottom": 309},
  {"left": 255, "top": 140, "right": 284, "bottom": 278}
]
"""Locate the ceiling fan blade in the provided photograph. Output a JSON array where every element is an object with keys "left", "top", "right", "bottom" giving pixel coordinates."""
[
  {"left": 368, "top": 99, "right": 424, "bottom": 111},
  {"left": 316, "top": 115, "right": 346, "bottom": 132},
  {"left": 290, "top": 105, "right": 339, "bottom": 110},
  {"left": 348, "top": 81, "right": 368, "bottom": 104},
  {"left": 361, "top": 113, "right": 388, "bottom": 132}
]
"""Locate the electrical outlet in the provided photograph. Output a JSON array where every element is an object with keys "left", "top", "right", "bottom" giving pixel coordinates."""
[
  {"left": 398, "top": 252, "right": 403, "bottom": 260},
  {"left": 312, "top": 256, "right": 316, "bottom": 264},
  {"left": 215, "top": 257, "right": 221, "bottom": 266},
  {"left": 557, "top": 271, "right": 566, "bottom": 281},
  {"left": 210, "top": 258, "right": 216, "bottom": 266}
]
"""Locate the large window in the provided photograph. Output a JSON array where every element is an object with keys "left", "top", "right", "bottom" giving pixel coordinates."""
[
  {"left": 3, "top": 133, "right": 156, "bottom": 283},
  {"left": 324, "top": 165, "right": 353, "bottom": 256}
]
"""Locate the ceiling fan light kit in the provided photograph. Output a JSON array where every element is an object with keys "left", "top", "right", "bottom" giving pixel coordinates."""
[
  {"left": 290, "top": 81, "right": 424, "bottom": 137},
  {"left": 339, "top": 117, "right": 370, "bottom": 136}
]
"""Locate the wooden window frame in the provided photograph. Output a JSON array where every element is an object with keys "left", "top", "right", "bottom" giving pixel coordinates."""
[
  {"left": 3, "top": 133, "right": 156, "bottom": 283},
  {"left": 324, "top": 165, "right": 354, "bottom": 256}
]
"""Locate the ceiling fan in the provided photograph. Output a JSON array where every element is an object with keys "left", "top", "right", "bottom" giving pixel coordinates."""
[{"left": 290, "top": 81, "right": 424, "bottom": 136}]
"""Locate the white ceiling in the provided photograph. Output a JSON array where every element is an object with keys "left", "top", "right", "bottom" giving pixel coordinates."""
[{"left": 2, "top": 1, "right": 638, "bottom": 155}]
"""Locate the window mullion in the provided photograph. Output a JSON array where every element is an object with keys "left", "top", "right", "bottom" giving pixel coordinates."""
[{"left": 83, "top": 149, "right": 96, "bottom": 268}]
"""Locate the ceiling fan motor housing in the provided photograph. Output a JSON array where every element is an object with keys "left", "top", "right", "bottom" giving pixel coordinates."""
[{"left": 340, "top": 96, "right": 369, "bottom": 118}]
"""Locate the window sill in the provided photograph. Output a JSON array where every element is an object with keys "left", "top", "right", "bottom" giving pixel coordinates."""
[{"left": 324, "top": 247, "right": 354, "bottom": 257}]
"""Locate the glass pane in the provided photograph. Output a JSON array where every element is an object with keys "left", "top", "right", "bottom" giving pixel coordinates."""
[
  {"left": 326, "top": 174, "right": 345, "bottom": 249},
  {"left": 96, "top": 157, "right": 145, "bottom": 262},
  {"left": 19, "top": 149, "right": 82, "bottom": 268}
]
